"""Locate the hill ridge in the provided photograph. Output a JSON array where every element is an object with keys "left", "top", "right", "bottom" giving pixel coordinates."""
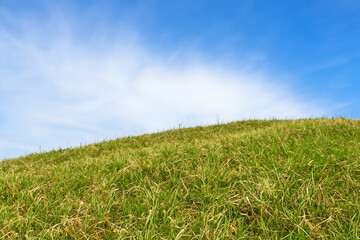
[{"left": 0, "top": 118, "right": 359, "bottom": 239}]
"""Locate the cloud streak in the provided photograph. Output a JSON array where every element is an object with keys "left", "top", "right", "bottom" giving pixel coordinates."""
[{"left": 0, "top": 10, "right": 327, "bottom": 159}]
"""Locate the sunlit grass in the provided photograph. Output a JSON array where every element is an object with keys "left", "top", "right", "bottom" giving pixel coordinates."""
[{"left": 0, "top": 118, "right": 359, "bottom": 239}]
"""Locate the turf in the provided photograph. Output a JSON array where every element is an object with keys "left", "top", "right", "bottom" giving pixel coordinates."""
[{"left": 0, "top": 118, "right": 360, "bottom": 239}]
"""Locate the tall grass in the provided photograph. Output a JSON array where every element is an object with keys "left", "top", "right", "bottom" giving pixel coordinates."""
[{"left": 0, "top": 118, "right": 359, "bottom": 239}]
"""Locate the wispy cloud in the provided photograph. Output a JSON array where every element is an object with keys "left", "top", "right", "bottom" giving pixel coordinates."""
[{"left": 0, "top": 9, "right": 327, "bottom": 159}]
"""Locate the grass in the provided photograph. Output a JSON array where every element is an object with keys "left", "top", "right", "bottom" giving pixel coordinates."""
[{"left": 0, "top": 118, "right": 360, "bottom": 239}]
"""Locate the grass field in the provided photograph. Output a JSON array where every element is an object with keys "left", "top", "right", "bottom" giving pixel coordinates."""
[{"left": 0, "top": 118, "right": 360, "bottom": 239}]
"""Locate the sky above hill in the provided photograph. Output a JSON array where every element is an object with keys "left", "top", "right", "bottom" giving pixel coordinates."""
[{"left": 1, "top": 0, "right": 360, "bottom": 159}]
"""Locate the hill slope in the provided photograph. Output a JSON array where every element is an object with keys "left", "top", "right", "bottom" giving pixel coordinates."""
[{"left": 1, "top": 118, "right": 360, "bottom": 239}]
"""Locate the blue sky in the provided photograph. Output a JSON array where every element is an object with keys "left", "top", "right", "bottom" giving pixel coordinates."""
[{"left": 1, "top": 0, "right": 359, "bottom": 159}]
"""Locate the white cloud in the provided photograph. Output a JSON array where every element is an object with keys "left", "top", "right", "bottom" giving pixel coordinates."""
[{"left": 0, "top": 12, "right": 327, "bottom": 159}]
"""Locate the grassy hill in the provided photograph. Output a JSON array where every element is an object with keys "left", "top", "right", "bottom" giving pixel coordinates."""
[{"left": 0, "top": 118, "right": 359, "bottom": 239}]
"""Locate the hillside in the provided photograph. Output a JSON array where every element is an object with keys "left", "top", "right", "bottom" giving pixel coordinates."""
[{"left": 0, "top": 118, "right": 359, "bottom": 239}]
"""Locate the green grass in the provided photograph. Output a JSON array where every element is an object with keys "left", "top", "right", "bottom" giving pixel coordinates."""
[{"left": 1, "top": 118, "right": 360, "bottom": 239}]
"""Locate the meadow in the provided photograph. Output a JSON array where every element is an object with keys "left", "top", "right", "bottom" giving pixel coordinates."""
[{"left": 0, "top": 118, "right": 359, "bottom": 239}]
